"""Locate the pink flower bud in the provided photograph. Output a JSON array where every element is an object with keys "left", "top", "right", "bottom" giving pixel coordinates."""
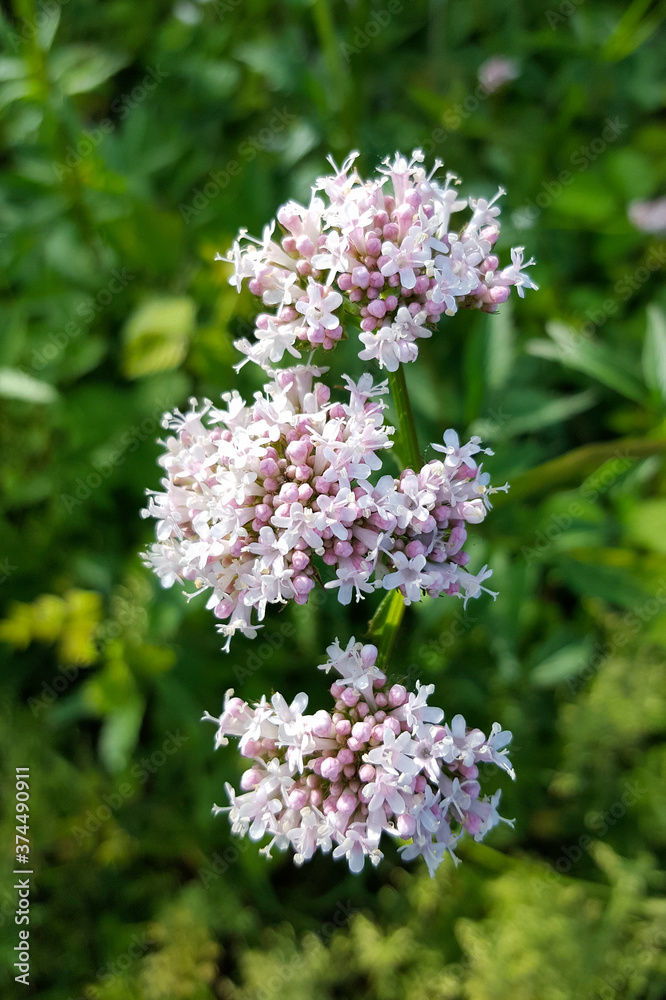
[
  {"left": 288, "top": 787, "right": 309, "bottom": 809},
  {"left": 286, "top": 438, "right": 311, "bottom": 464},
  {"left": 388, "top": 684, "right": 408, "bottom": 708},
  {"left": 341, "top": 687, "right": 360, "bottom": 708},
  {"left": 240, "top": 768, "right": 262, "bottom": 791},
  {"left": 396, "top": 813, "right": 416, "bottom": 837},
  {"left": 291, "top": 550, "right": 310, "bottom": 572},
  {"left": 213, "top": 599, "right": 234, "bottom": 619},
  {"left": 351, "top": 721, "right": 372, "bottom": 743},
  {"left": 241, "top": 738, "right": 262, "bottom": 757},
  {"left": 311, "top": 709, "right": 334, "bottom": 738},
  {"left": 337, "top": 790, "right": 357, "bottom": 814},
  {"left": 490, "top": 284, "right": 510, "bottom": 303},
  {"left": 320, "top": 756, "right": 342, "bottom": 780},
  {"left": 368, "top": 299, "right": 387, "bottom": 319},
  {"left": 293, "top": 574, "right": 315, "bottom": 595},
  {"left": 358, "top": 763, "right": 375, "bottom": 782},
  {"left": 360, "top": 643, "right": 378, "bottom": 668},
  {"left": 351, "top": 265, "right": 370, "bottom": 289},
  {"left": 296, "top": 234, "right": 315, "bottom": 256}
]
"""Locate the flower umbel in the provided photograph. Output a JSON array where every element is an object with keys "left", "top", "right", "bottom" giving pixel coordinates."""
[
  {"left": 204, "top": 638, "right": 515, "bottom": 876},
  {"left": 222, "top": 149, "right": 537, "bottom": 372},
  {"left": 142, "top": 381, "right": 507, "bottom": 647}
]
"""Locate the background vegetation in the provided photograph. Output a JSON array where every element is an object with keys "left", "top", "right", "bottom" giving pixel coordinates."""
[{"left": 1, "top": 0, "right": 666, "bottom": 997}]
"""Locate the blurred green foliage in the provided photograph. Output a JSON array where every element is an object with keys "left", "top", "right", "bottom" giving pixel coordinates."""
[{"left": 1, "top": 0, "right": 665, "bottom": 997}]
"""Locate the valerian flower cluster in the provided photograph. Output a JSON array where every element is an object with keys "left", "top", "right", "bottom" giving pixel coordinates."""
[
  {"left": 223, "top": 149, "right": 537, "bottom": 373},
  {"left": 142, "top": 367, "right": 506, "bottom": 646},
  {"left": 204, "top": 638, "right": 514, "bottom": 877},
  {"left": 142, "top": 150, "right": 533, "bottom": 877}
]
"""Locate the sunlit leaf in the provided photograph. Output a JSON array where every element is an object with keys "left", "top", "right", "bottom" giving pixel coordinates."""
[
  {"left": 0, "top": 367, "right": 58, "bottom": 403},
  {"left": 642, "top": 305, "right": 666, "bottom": 404},
  {"left": 122, "top": 297, "right": 196, "bottom": 378}
]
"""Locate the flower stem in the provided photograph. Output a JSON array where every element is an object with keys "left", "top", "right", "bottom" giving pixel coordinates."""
[
  {"left": 387, "top": 366, "right": 422, "bottom": 471},
  {"left": 370, "top": 589, "right": 405, "bottom": 671},
  {"left": 369, "top": 365, "right": 422, "bottom": 668}
]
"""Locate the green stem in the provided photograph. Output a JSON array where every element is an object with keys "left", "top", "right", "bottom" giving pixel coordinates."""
[
  {"left": 368, "top": 589, "right": 405, "bottom": 671},
  {"left": 387, "top": 366, "right": 422, "bottom": 471},
  {"left": 368, "top": 365, "right": 422, "bottom": 668}
]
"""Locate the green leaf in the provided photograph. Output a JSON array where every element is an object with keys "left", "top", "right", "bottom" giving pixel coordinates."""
[
  {"left": 99, "top": 697, "right": 146, "bottom": 773},
  {"left": 122, "top": 297, "right": 196, "bottom": 379},
  {"left": 368, "top": 590, "right": 406, "bottom": 671},
  {"left": 531, "top": 638, "right": 595, "bottom": 687},
  {"left": 496, "top": 436, "right": 666, "bottom": 503},
  {"left": 37, "top": 8, "right": 60, "bottom": 52},
  {"left": 603, "top": 0, "right": 666, "bottom": 61},
  {"left": 0, "top": 367, "right": 58, "bottom": 404},
  {"left": 0, "top": 57, "right": 28, "bottom": 82},
  {"left": 527, "top": 322, "right": 646, "bottom": 403},
  {"left": 485, "top": 300, "right": 515, "bottom": 391},
  {"left": 642, "top": 305, "right": 666, "bottom": 404},
  {"left": 50, "top": 46, "right": 129, "bottom": 95},
  {"left": 474, "top": 389, "right": 598, "bottom": 440},
  {"left": 624, "top": 499, "right": 666, "bottom": 554},
  {"left": 554, "top": 556, "right": 649, "bottom": 609}
]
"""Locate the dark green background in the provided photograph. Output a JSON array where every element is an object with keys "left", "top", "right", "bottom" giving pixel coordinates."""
[{"left": 1, "top": 0, "right": 666, "bottom": 997}]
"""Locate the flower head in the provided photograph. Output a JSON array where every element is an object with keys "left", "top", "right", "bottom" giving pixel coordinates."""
[
  {"left": 221, "top": 150, "right": 538, "bottom": 372},
  {"left": 205, "top": 638, "right": 514, "bottom": 876}
]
